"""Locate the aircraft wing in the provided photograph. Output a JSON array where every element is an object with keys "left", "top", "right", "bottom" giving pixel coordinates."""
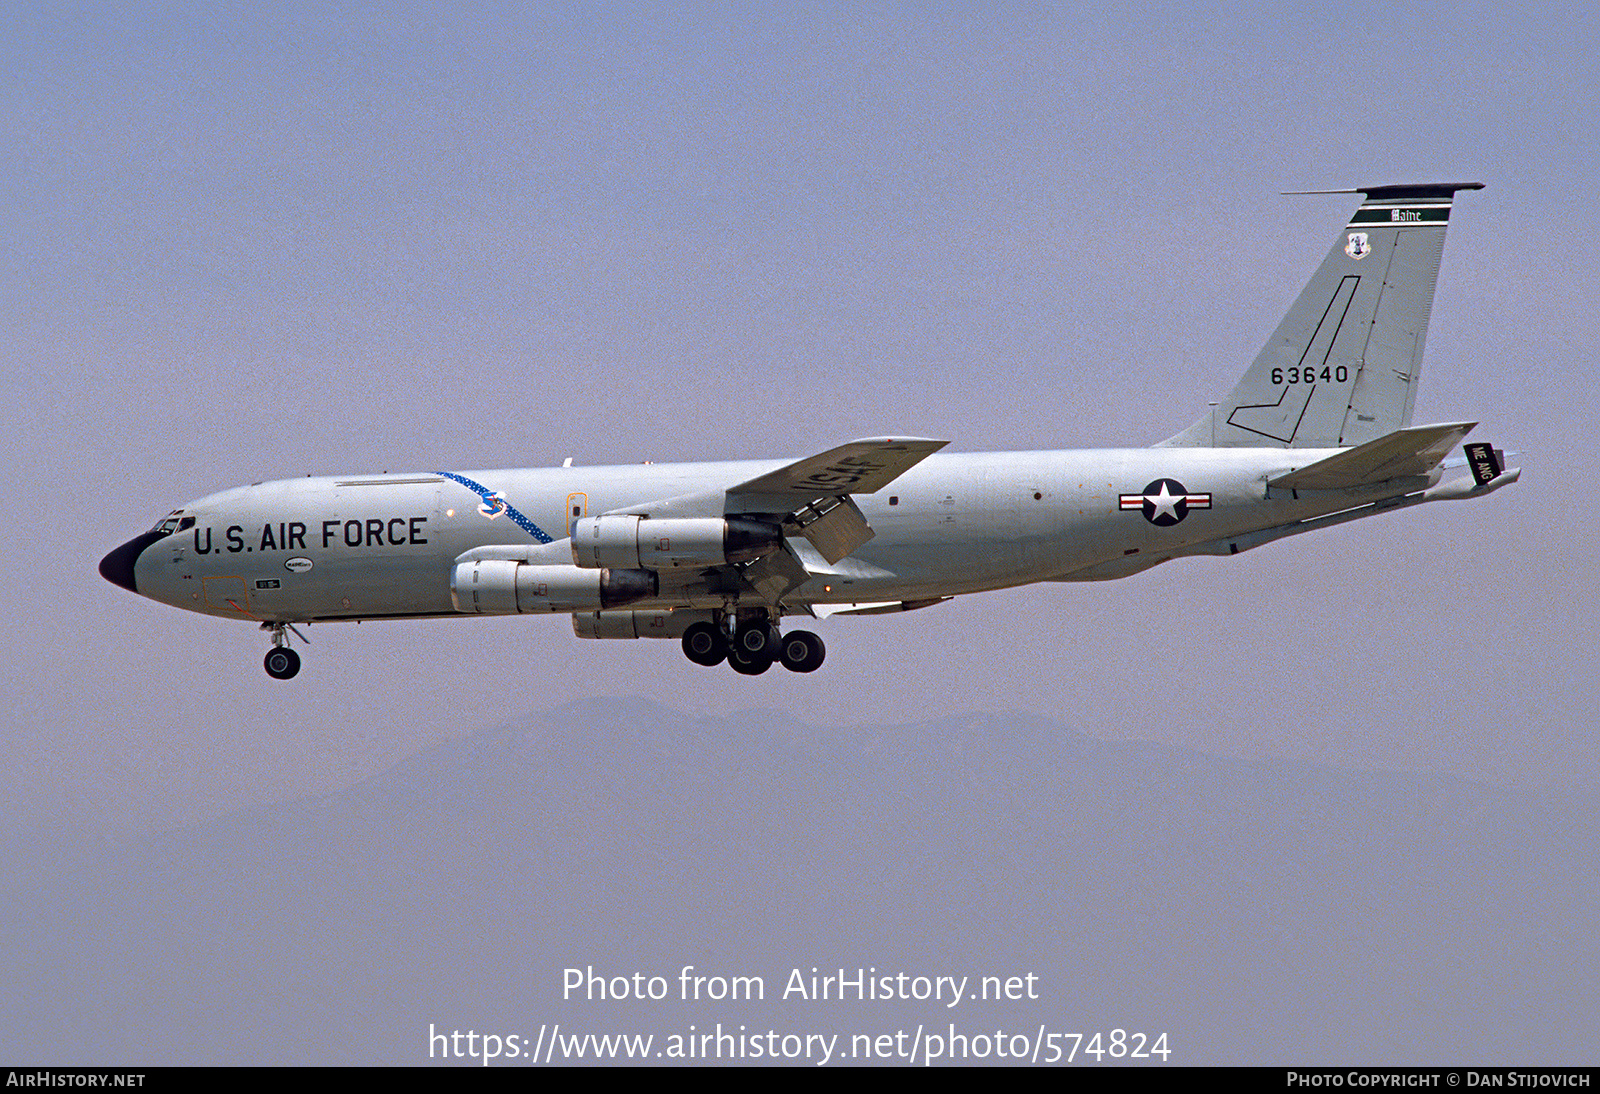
[
  {"left": 598, "top": 435, "right": 947, "bottom": 601},
  {"left": 606, "top": 436, "right": 948, "bottom": 569},
  {"left": 729, "top": 436, "right": 947, "bottom": 565},
  {"left": 726, "top": 437, "right": 949, "bottom": 499},
  {"left": 1268, "top": 422, "right": 1476, "bottom": 490},
  {"left": 808, "top": 597, "right": 953, "bottom": 617}
]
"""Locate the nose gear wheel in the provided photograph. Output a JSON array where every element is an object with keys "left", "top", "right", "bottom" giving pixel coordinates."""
[{"left": 260, "top": 622, "right": 310, "bottom": 680}]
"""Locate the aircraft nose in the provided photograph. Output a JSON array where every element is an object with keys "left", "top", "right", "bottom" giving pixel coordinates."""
[{"left": 99, "top": 531, "right": 166, "bottom": 594}]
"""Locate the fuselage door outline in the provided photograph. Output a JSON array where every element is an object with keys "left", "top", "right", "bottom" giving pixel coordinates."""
[{"left": 566, "top": 492, "right": 589, "bottom": 537}]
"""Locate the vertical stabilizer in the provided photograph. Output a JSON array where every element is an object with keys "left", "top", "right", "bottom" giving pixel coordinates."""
[{"left": 1160, "top": 183, "right": 1482, "bottom": 449}]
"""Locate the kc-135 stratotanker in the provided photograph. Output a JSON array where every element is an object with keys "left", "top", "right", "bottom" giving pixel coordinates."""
[{"left": 101, "top": 183, "right": 1518, "bottom": 678}]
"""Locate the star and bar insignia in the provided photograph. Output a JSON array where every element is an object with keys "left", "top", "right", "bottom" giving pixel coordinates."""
[{"left": 1120, "top": 479, "right": 1212, "bottom": 526}]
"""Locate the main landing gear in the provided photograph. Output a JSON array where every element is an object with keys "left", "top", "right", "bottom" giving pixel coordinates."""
[
  {"left": 261, "top": 622, "right": 310, "bottom": 680},
  {"left": 680, "top": 618, "right": 825, "bottom": 675}
]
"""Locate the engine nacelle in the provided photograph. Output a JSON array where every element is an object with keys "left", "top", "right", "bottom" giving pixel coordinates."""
[
  {"left": 570, "top": 515, "right": 782, "bottom": 570},
  {"left": 572, "top": 608, "right": 717, "bottom": 640},
  {"left": 450, "top": 560, "right": 657, "bottom": 614}
]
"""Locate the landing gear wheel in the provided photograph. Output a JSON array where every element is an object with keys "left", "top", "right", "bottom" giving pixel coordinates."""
[
  {"left": 778, "top": 630, "right": 826, "bottom": 673},
  {"left": 735, "top": 623, "right": 778, "bottom": 659},
  {"left": 682, "top": 621, "right": 727, "bottom": 666},
  {"left": 264, "top": 647, "right": 301, "bottom": 680},
  {"left": 728, "top": 647, "right": 773, "bottom": 675}
]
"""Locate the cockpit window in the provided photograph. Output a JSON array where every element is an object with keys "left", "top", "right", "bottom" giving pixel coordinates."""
[{"left": 149, "top": 510, "right": 185, "bottom": 536}]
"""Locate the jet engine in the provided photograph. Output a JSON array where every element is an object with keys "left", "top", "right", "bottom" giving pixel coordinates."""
[
  {"left": 450, "top": 560, "right": 657, "bottom": 614},
  {"left": 570, "top": 515, "right": 782, "bottom": 570},
  {"left": 572, "top": 609, "right": 716, "bottom": 640}
]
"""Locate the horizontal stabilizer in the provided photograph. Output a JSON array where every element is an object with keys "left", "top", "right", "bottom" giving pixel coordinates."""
[{"left": 1269, "top": 422, "right": 1475, "bottom": 490}]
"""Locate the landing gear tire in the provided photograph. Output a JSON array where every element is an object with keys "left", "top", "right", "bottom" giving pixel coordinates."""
[
  {"left": 728, "top": 647, "right": 773, "bottom": 675},
  {"left": 264, "top": 647, "right": 301, "bottom": 680},
  {"left": 682, "top": 621, "right": 727, "bottom": 667},
  {"left": 778, "top": 630, "right": 826, "bottom": 673},
  {"left": 734, "top": 623, "right": 779, "bottom": 659}
]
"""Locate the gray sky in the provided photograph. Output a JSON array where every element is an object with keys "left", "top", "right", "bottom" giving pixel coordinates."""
[{"left": 4, "top": 0, "right": 1595, "bottom": 840}]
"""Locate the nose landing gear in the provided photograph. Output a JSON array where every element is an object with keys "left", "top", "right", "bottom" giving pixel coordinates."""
[
  {"left": 261, "top": 622, "right": 310, "bottom": 680},
  {"left": 264, "top": 647, "right": 300, "bottom": 680}
]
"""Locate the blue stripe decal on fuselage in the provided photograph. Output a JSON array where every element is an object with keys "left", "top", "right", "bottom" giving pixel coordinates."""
[{"left": 437, "top": 471, "right": 554, "bottom": 544}]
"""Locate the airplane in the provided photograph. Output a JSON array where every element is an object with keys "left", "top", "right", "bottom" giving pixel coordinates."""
[{"left": 100, "top": 182, "right": 1519, "bottom": 680}]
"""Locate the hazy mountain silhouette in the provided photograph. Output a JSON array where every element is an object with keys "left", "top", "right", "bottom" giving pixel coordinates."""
[{"left": 5, "top": 697, "right": 1595, "bottom": 1065}]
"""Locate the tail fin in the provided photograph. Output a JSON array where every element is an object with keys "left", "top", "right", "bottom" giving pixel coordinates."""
[{"left": 1159, "top": 182, "right": 1483, "bottom": 449}]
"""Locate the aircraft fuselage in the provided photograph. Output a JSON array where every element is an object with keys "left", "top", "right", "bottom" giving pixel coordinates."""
[{"left": 115, "top": 445, "right": 1420, "bottom": 625}]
